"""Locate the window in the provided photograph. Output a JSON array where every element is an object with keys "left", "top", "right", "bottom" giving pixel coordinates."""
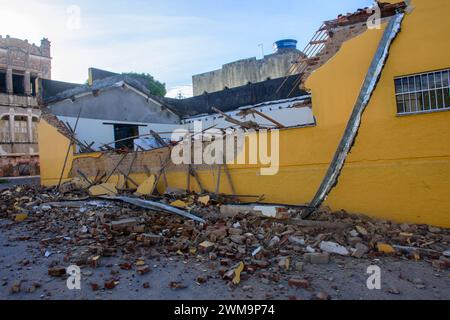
[
  {"left": 31, "top": 117, "right": 38, "bottom": 142},
  {"left": 0, "top": 115, "right": 10, "bottom": 142},
  {"left": 0, "top": 71, "right": 6, "bottom": 93},
  {"left": 14, "top": 116, "right": 28, "bottom": 142},
  {"left": 113, "top": 124, "right": 139, "bottom": 150},
  {"left": 395, "top": 69, "right": 450, "bottom": 115},
  {"left": 12, "top": 74, "right": 25, "bottom": 95}
]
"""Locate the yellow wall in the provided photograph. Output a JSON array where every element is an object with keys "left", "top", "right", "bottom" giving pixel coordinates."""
[
  {"left": 191, "top": 0, "right": 450, "bottom": 227},
  {"left": 319, "top": 0, "right": 450, "bottom": 227},
  {"left": 38, "top": 119, "right": 75, "bottom": 186},
  {"left": 38, "top": 0, "right": 450, "bottom": 227}
]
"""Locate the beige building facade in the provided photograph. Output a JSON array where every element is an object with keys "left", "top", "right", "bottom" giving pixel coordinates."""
[{"left": 0, "top": 35, "right": 51, "bottom": 176}]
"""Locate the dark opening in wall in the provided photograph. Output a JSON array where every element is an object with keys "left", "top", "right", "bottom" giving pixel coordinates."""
[
  {"left": 12, "top": 74, "right": 25, "bottom": 95},
  {"left": 0, "top": 71, "right": 6, "bottom": 93},
  {"left": 30, "top": 76, "right": 38, "bottom": 96},
  {"left": 114, "top": 124, "right": 139, "bottom": 150}
]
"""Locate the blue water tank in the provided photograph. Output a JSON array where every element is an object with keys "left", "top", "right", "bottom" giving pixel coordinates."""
[{"left": 274, "top": 39, "right": 298, "bottom": 52}]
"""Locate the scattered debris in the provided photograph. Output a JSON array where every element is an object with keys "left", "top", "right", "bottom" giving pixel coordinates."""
[
  {"left": 134, "top": 175, "right": 156, "bottom": 196},
  {"left": 232, "top": 262, "right": 245, "bottom": 285},
  {"left": 320, "top": 241, "right": 349, "bottom": 256},
  {"left": 89, "top": 183, "right": 117, "bottom": 196},
  {"left": 48, "top": 266, "right": 66, "bottom": 277},
  {"left": 0, "top": 183, "right": 448, "bottom": 298},
  {"left": 288, "top": 278, "right": 309, "bottom": 289},
  {"left": 377, "top": 243, "right": 396, "bottom": 254},
  {"left": 104, "top": 279, "right": 119, "bottom": 290}
]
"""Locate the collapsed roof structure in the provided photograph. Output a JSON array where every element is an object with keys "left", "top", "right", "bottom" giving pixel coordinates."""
[{"left": 36, "top": 0, "right": 450, "bottom": 229}]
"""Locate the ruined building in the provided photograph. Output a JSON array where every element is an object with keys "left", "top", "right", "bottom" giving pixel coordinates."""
[
  {"left": 192, "top": 39, "right": 305, "bottom": 96},
  {"left": 39, "top": 0, "right": 450, "bottom": 228},
  {"left": 0, "top": 36, "right": 51, "bottom": 176}
]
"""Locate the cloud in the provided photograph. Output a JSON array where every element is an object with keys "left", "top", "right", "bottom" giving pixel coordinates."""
[
  {"left": 0, "top": 0, "right": 222, "bottom": 87},
  {"left": 165, "top": 85, "right": 193, "bottom": 99}
]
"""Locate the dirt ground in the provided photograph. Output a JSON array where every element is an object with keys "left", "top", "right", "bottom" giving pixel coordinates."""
[
  {"left": 0, "top": 180, "right": 449, "bottom": 300},
  {"left": 0, "top": 176, "right": 40, "bottom": 191},
  {"left": 0, "top": 218, "right": 449, "bottom": 300}
]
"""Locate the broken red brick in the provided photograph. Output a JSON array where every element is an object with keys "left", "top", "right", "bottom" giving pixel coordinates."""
[
  {"left": 314, "top": 292, "right": 331, "bottom": 300},
  {"left": 136, "top": 265, "right": 150, "bottom": 275},
  {"left": 90, "top": 282, "right": 100, "bottom": 291},
  {"left": 48, "top": 266, "right": 66, "bottom": 277},
  {"left": 196, "top": 276, "right": 207, "bottom": 284},
  {"left": 104, "top": 279, "right": 118, "bottom": 290},
  {"left": 9, "top": 281, "right": 21, "bottom": 294},
  {"left": 143, "top": 282, "right": 150, "bottom": 289},
  {"left": 169, "top": 281, "right": 187, "bottom": 290},
  {"left": 288, "top": 278, "right": 310, "bottom": 289},
  {"left": 119, "top": 262, "right": 132, "bottom": 270}
]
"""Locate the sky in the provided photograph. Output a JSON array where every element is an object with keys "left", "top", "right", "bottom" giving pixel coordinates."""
[{"left": 0, "top": 0, "right": 373, "bottom": 97}]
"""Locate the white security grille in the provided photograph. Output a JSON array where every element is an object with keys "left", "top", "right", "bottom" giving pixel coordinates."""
[{"left": 395, "top": 69, "right": 450, "bottom": 114}]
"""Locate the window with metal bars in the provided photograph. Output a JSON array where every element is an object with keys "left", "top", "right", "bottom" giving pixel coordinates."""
[{"left": 394, "top": 69, "right": 450, "bottom": 115}]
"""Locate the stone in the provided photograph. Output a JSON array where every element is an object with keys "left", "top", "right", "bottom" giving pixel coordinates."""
[
  {"left": 88, "top": 255, "right": 100, "bottom": 268},
  {"left": 90, "top": 282, "right": 100, "bottom": 291},
  {"left": 196, "top": 276, "right": 207, "bottom": 284},
  {"left": 348, "top": 237, "right": 363, "bottom": 246},
  {"left": 120, "top": 262, "right": 132, "bottom": 270},
  {"left": 210, "top": 227, "right": 228, "bottom": 240},
  {"left": 320, "top": 241, "right": 349, "bottom": 256},
  {"left": 10, "top": 281, "right": 21, "bottom": 294},
  {"left": 230, "top": 235, "right": 245, "bottom": 245},
  {"left": 137, "top": 265, "right": 150, "bottom": 275},
  {"left": 428, "top": 226, "right": 441, "bottom": 233},
  {"left": 388, "top": 285, "right": 400, "bottom": 295},
  {"left": 137, "top": 233, "right": 162, "bottom": 246},
  {"left": 432, "top": 259, "right": 447, "bottom": 269},
  {"left": 110, "top": 218, "right": 139, "bottom": 231},
  {"left": 295, "top": 262, "right": 304, "bottom": 272},
  {"left": 104, "top": 279, "right": 118, "bottom": 289},
  {"left": 278, "top": 256, "right": 290, "bottom": 271},
  {"left": 288, "top": 278, "right": 309, "bottom": 289},
  {"left": 228, "top": 228, "right": 243, "bottom": 236},
  {"left": 143, "top": 282, "right": 150, "bottom": 288},
  {"left": 349, "top": 230, "right": 359, "bottom": 237},
  {"left": 304, "top": 252, "right": 330, "bottom": 264},
  {"left": 169, "top": 281, "right": 187, "bottom": 290},
  {"left": 269, "top": 236, "right": 280, "bottom": 247},
  {"left": 48, "top": 266, "right": 66, "bottom": 277},
  {"left": 352, "top": 243, "right": 369, "bottom": 258},
  {"left": 315, "top": 292, "right": 330, "bottom": 300},
  {"left": 288, "top": 236, "right": 305, "bottom": 246},
  {"left": 199, "top": 240, "right": 215, "bottom": 253},
  {"left": 133, "top": 225, "right": 145, "bottom": 233},
  {"left": 356, "top": 225, "right": 368, "bottom": 236}
]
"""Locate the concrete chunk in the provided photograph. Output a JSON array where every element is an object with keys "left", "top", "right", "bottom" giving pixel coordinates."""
[{"left": 110, "top": 218, "right": 139, "bottom": 231}]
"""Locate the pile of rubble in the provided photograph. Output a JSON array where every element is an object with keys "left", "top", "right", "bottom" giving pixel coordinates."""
[{"left": 1, "top": 184, "right": 449, "bottom": 294}]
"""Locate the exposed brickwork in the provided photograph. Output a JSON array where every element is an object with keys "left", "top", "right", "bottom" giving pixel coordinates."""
[{"left": 0, "top": 155, "right": 39, "bottom": 177}]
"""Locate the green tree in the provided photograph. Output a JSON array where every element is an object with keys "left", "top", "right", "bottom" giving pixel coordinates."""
[{"left": 122, "top": 72, "right": 167, "bottom": 97}]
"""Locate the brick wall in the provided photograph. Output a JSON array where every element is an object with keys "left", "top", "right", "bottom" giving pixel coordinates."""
[{"left": 0, "top": 155, "right": 40, "bottom": 177}]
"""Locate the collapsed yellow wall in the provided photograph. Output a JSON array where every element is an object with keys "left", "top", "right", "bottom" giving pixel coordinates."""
[
  {"left": 187, "top": 0, "right": 450, "bottom": 227},
  {"left": 319, "top": 0, "right": 450, "bottom": 227},
  {"left": 38, "top": 119, "right": 75, "bottom": 186},
  {"left": 38, "top": 0, "right": 450, "bottom": 227}
]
